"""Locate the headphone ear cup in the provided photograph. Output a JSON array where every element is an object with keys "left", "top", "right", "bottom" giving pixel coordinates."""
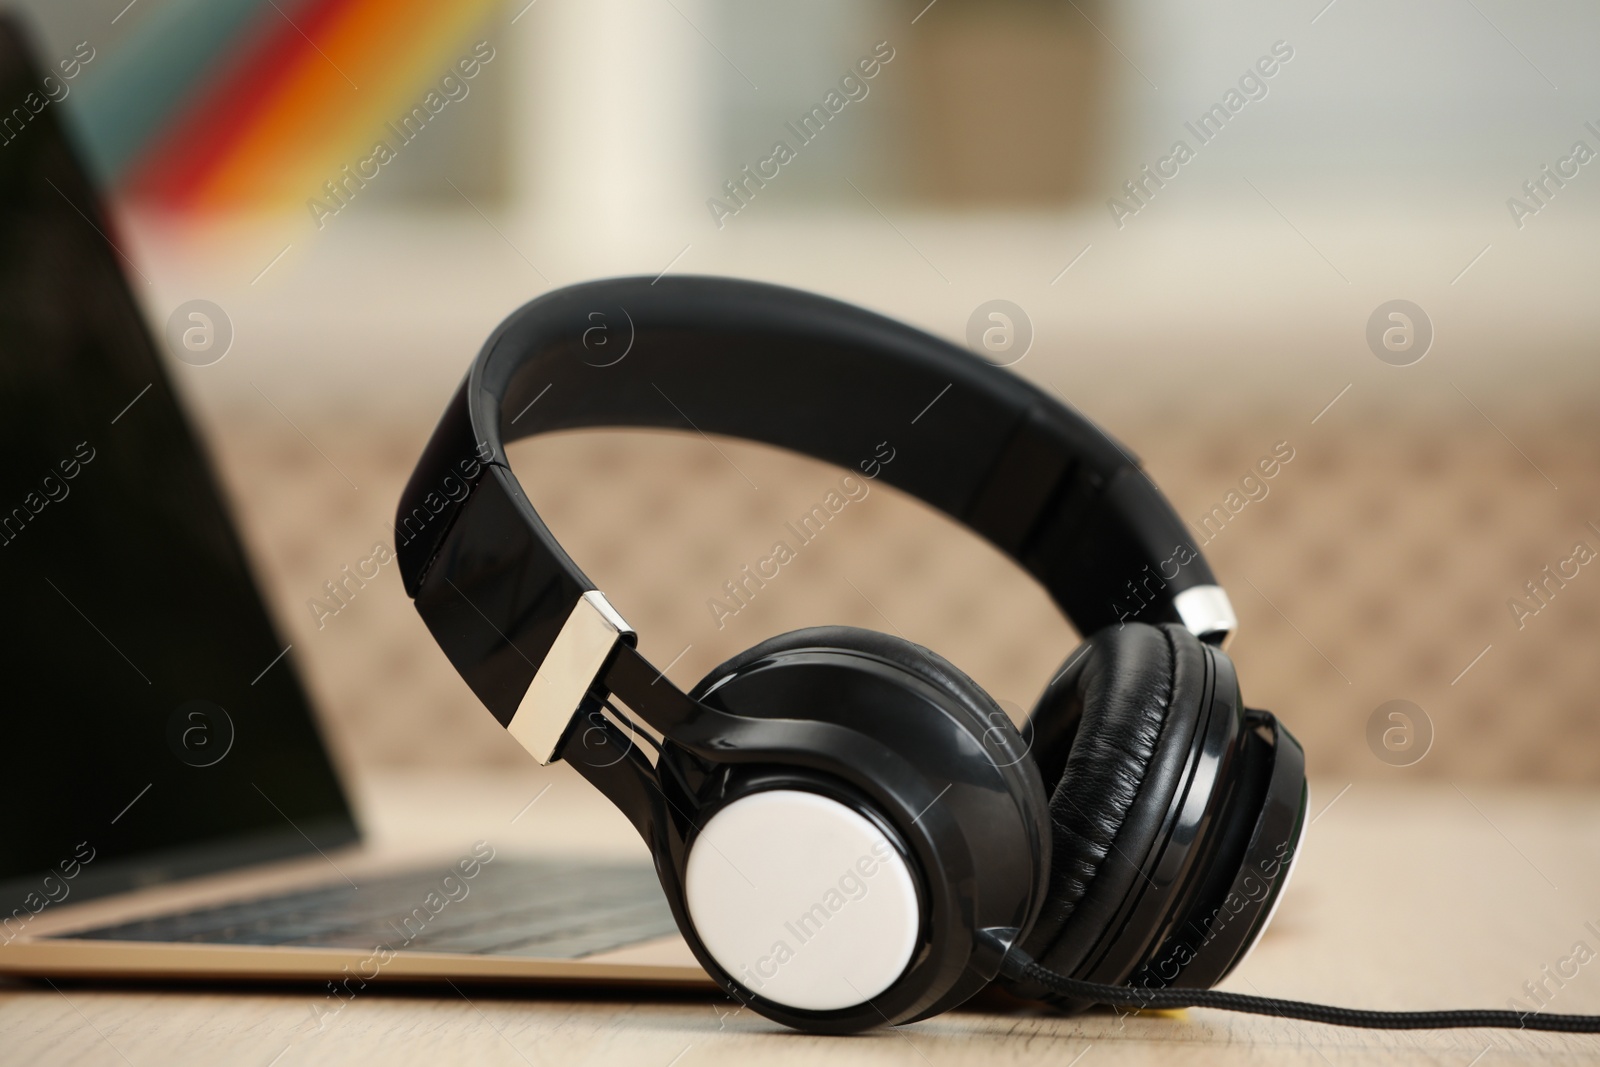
[
  {"left": 685, "top": 625, "right": 1052, "bottom": 1024},
  {"left": 1015, "top": 622, "right": 1209, "bottom": 986},
  {"left": 693, "top": 625, "right": 1051, "bottom": 872}
]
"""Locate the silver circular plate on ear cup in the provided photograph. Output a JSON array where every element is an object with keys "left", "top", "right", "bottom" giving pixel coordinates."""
[{"left": 684, "top": 789, "right": 921, "bottom": 1012}]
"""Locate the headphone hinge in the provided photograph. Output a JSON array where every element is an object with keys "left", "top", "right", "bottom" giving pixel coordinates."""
[{"left": 505, "top": 591, "right": 635, "bottom": 764}]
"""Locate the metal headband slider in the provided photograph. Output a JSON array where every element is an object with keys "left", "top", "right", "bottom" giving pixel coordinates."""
[
  {"left": 505, "top": 591, "right": 634, "bottom": 765},
  {"left": 1173, "top": 584, "right": 1238, "bottom": 649}
]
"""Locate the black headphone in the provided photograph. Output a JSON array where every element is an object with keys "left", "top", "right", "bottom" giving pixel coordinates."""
[{"left": 397, "top": 276, "right": 1600, "bottom": 1036}]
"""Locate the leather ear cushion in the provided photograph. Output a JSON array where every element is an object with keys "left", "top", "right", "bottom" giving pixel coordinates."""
[
  {"left": 694, "top": 625, "right": 1050, "bottom": 876},
  {"left": 1017, "top": 622, "right": 1208, "bottom": 979}
]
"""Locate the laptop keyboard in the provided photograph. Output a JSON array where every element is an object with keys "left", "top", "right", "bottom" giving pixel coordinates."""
[{"left": 59, "top": 858, "right": 680, "bottom": 960}]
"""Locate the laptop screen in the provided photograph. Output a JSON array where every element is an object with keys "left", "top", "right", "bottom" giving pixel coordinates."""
[{"left": 0, "top": 20, "right": 357, "bottom": 908}]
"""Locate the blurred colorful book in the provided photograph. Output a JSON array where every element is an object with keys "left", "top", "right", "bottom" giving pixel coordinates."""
[{"left": 72, "top": 0, "right": 502, "bottom": 211}]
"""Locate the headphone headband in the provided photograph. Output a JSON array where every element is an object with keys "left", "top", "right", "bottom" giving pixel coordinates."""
[{"left": 395, "top": 276, "right": 1234, "bottom": 758}]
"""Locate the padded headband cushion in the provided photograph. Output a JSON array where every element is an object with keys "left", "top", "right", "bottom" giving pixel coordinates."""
[
  {"left": 1017, "top": 623, "right": 1208, "bottom": 981},
  {"left": 693, "top": 625, "right": 1050, "bottom": 876}
]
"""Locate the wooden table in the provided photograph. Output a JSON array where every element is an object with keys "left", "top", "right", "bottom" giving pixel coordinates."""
[{"left": 6, "top": 768, "right": 1599, "bottom": 1065}]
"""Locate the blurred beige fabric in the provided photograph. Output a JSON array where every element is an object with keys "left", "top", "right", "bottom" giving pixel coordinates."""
[{"left": 204, "top": 401, "right": 1600, "bottom": 785}]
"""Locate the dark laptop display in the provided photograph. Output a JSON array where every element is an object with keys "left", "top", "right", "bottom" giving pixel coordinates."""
[{"left": 0, "top": 20, "right": 356, "bottom": 908}]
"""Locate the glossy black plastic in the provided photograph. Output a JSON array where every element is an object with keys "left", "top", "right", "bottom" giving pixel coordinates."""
[
  {"left": 561, "top": 640, "right": 1046, "bottom": 1034},
  {"left": 1141, "top": 711, "right": 1307, "bottom": 989}
]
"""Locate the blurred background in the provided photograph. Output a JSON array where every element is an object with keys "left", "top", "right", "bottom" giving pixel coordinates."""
[{"left": 11, "top": 0, "right": 1600, "bottom": 784}]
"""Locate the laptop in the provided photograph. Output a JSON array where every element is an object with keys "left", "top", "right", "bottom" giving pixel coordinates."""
[{"left": 0, "top": 17, "right": 704, "bottom": 992}]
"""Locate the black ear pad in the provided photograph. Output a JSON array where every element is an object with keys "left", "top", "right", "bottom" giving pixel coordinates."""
[
  {"left": 695, "top": 625, "right": 1051, "bottom": 858},
  {"left": 1012, "top": 622, "right": 1210, "bottom": 985}
]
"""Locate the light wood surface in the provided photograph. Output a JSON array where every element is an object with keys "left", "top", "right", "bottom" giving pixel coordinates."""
[{"left": 5, "top": 767, "right": 1600, "bottom": 1065}]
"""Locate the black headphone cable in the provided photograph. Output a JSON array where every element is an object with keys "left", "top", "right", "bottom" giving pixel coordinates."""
[{"left": 997, "top": 950, "right": 1600, "bottom": 1033}]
